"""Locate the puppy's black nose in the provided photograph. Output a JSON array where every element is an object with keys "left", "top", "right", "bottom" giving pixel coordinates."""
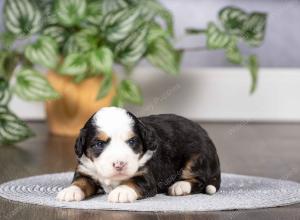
[{"left": 112, "top": 161, "right": 127, "bottom": 171}]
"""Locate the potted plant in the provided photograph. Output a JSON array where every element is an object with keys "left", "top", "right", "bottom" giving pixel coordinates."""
[
  {"left": 0, "top": 0, "right": 267, "bottom": 144},
  {"left": 0, "top": 0, "right": 180, "bottom": 141}
]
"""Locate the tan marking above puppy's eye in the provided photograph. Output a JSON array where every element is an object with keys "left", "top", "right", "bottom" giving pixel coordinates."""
[
  {"left": 98, "top": 131, "right": 109, "bottom": 142},
  {"left": 126, "top": 131, "right": 135, "bottom": 140}
]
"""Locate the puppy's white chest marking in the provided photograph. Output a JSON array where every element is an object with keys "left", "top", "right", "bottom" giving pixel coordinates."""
[
  {"left": 78, "top": 155, "right": 120, "bottom": 193},
  {"left": 100, "top": 179, "right": 120, "bottom": 193}
]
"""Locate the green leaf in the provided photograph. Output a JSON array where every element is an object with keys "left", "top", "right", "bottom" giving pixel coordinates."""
[
  {"left": 219, "top": 7, "right": 248, "bottom": 35},
  {"left": 63, "top": 35, "right": 81, "bottom": 55},
  {"left": 101, "top": 7, "right": 140, "bottom": 43},
  {"left": 247, "top": 55, "right": 259, "bottom": 93},
  {"left": 25, "top": 36, "right": 59, "bottom": 69},
  {"left": 225, "top": 39, "right": 243, "bottom": 64},
  {"left": 111, "top": 94, "right": 124, "bottom": 107},
  {"left": 115, "top": 23, "right": 149, "bottom": 67},
  {"left": 14, "top": 69, "right": 60, "bottom": 101},
  {"left": 85, "top": 1, "right": 104, "bottom": 25},
  {"left": 0, "top": 79, "right": 11, "bottom": 106},
  {"left": 156, "top": 6, "right": 174, "bottom": 37},
  {"left": 3, "top": 0, "right": 42, "bottom": 36},
  {"left": 242, "top": 13, "right": 267, "bottom": 47},
  {"left": 101, "top": 0, "right": 128, "bottom": 14},
  {"left": 73, "top": 73, "right": 87, "bottom": 83},
  {"left": 147, "top": 38, "right": 182, "bottom": 75},
  {"left": 59, "top": 53, "right": 88, "bottom": 76},
  {"left": 0, "top": 106, "right": 34, "bottom": 144},
  {"left": 97, "top": 75, "right": 113, "bottom": 100},
  {"left": 89, "top": 47, "right": 113, "bottom": 75},
  {"left": 34, "top": 0, "right": 59, "bottom": 25},
  {"left": 0, "top": 51, "right": 19, "bottom": 80},
  {"left": 119, "top": 79, "right": 142, "bottom": 104},
  {"left": 226, "top": 46, "right": 243, "bottom": 65},
  {"left": 206, "top": 22, "right": 232, "bottom": 49},
  {"left": 43, "top": 26, "right": 68, "bottom": 44},
  {"left": 219, "top": 7, "right": 267, "bottom": 47},
  {"left": 56, "top": 0, "right": 87, "bottom": 26},
  {"left": 0, "top": 32, "right": 16, "bottom": 49},
  {"left": 74, "top": 28, "right": 99, "bottom": 52},
  {"left": 63, "top": 28, "right": 98, "bottom": 55},
  {"left": 134, "top": 0, "right": 174, "bottom": 36},
  {"left": 147, "top": 22, "right": 170, "bottom": 45}
]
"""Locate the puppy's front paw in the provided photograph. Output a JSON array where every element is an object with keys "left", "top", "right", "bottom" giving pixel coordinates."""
[
  {"left": 56, "top": 185, "right": 85, "bottom": 202},
  {"left": 108, "top": 185, "right": 138, "bottom": 203},
  {"left": 168, "top": 181, "right": 191, "bottom": 196}
]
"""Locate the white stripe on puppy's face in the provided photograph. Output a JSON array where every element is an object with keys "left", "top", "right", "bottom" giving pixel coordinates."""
[
  {"left": 94, "top": 107, "right": 134, "bottom": 138},
  {"left": 91, "top": 107, "right": 141, "bottom": 180}
]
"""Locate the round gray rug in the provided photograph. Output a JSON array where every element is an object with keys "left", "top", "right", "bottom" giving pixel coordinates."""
[{"left": 0, "top": 172, "right": 300, "bottom": 212}]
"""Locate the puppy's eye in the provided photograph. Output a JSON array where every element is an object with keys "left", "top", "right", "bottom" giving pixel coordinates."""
[
  {"left": 93, "top": 141, "right": 105, "bottom": 149},
  {"left": 127, "top": 137, "right": 137, "bottom": 146}
]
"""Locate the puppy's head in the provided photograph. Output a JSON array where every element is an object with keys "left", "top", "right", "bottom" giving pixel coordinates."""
[{"left": 75, "top": 107, "right": 158, "bottom": 181}]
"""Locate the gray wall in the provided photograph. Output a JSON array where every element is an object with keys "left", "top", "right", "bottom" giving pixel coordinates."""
[{"left": 1, "top": 0, "right": 299, "bottom": 67}]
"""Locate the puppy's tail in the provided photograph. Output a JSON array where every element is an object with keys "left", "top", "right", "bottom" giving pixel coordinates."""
[
  {"left": 205, "top": 185, "right": 217, "bottom": 195},
  {"left": 205, "top": 175, "right": 220, "bottom": 195}
]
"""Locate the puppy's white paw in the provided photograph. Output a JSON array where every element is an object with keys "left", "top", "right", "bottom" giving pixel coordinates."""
[
  {"left": 56, "top": 185, "right": 85, "bottom": 202},
  {"left": 169, "top": 181, "right": 191, "bottom": 196},
  {"left": 108, "top": 185, "right": 138, "bottom": 203}
]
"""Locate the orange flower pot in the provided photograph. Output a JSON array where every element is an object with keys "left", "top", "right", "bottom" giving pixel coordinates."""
[{"left": 46, "top": 70, "right": 116, "bottom": 136}]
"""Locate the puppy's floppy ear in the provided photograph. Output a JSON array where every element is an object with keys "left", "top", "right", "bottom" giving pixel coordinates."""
[
  {"left": 75, "top": 128, "right": 87, "bottom": 158},
  {"left": 127, "top": 111, "right": 160, "bottom": 151},
  {"left": 137, "top": 122, "right": 160, "bottom": 151}
]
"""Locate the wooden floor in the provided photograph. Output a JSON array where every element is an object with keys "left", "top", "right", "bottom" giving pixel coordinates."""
[{"left": 0, "top": 122, "right": 300, "bottom": 220}]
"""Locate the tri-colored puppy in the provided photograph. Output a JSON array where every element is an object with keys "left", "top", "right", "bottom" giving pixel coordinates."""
[{"left": 57, "top": 107, "right": 221, "bottom": 203}]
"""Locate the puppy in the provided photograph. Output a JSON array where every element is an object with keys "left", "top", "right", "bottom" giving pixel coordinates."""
[{"left": 57, "top": 107, "right": 221, "bottom": 203}]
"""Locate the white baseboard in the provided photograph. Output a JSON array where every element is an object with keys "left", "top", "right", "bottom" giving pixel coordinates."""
[{"left": 9, "top": 68, "right": 300, "bottom": 122}]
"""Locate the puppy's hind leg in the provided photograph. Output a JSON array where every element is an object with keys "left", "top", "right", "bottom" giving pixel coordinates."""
[
  {"left": 168, "top": 154, "right": 203, "bottom": 196},
  {"left": 170, "top": 153, "right": 220, "bottom": 196},
  {"left": 168, "top": 180, "right": 192, "bottom": 196}
]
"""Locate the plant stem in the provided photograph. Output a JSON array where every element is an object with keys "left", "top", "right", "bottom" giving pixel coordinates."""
[
  {"left": 180, "top": 46, "right": 208, "bottom": 52},
  {"left": 185, "top": 28, "right": 207, "bottom": 35}
]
